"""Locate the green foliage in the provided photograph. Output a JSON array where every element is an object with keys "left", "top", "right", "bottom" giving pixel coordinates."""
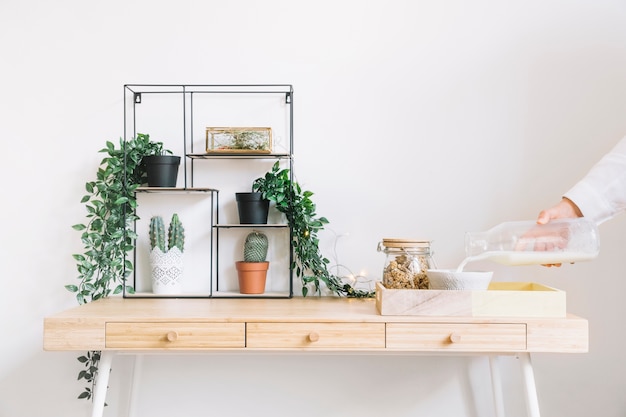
[
  {"left": 231, "top": 130, "right": 270, "bottom": 150},
  {"left": 68, "top": 133, "right": 167, "bottom": 401},
  {"left": 68, "top": 133, "right": 166, "bottom": 303},
  {"left": 244, "top": 231, "right": 268, "bottom": 262},
  {"left": 253, "top": 162, "right": 374, "bottom": 298},
  {"left": 75, "top": 351, "right": 100, "bottom": 401}
]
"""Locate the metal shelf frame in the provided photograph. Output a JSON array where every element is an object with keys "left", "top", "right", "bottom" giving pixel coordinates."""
[{"left": 122, "top": 84, "right": 294, "bottom": 299}]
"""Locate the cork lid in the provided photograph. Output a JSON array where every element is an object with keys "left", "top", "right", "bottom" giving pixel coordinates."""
[{"left": 381, "top": 238, "right": 431, "bottom": 248}]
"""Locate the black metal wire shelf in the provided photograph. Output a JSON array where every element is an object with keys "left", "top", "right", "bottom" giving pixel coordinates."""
[
  {"left": 187, "top": 153, "right": 292, "bottom": 160},
  {"left": 123, "top": 83, "right": 294, "bottom": 299},
  {"left": 214, "top": 223, "right": 289, "bottom": 228},
  {"left": 135, "top": 187, "right": 218, "bottom": 193}
]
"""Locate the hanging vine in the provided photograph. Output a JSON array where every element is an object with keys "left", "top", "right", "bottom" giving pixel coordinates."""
[
  {"left": 253, "top": 161, "right": 374, "bottom": 298},
  {"left": 66, "top": 133, "right": 168, "bottom": 400}
]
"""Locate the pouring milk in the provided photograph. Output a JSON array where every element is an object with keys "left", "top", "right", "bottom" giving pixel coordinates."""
[{"left": 458, "top": 218, "right": 600, "bottom": 272}]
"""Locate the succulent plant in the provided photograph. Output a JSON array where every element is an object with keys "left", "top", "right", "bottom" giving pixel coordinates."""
[
  {"left": 149, "top": 216, "right": 166, "bottom": 252},
  {"left": 168, "top": 213, "right": 185, "bottom": 252},
  {"left": 149, "top": 214, "right": 184, "bottom": 253},
  {"left": 244, "top": 231, "right": 268, "bottom": 262}
]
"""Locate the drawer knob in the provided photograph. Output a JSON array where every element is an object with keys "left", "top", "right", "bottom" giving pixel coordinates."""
[
  {"left": 166, "top": 331, "right": 178, "bottom": 342},
  {"left": 308, "top": 332, "right": 320, "bottom": 342},
  {"left": 449, "top": 333, "right": 462, "bottom": 343}
]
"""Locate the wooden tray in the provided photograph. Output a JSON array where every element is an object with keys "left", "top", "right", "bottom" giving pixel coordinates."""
[{"left": 375, "top": 281, "right": 566, "bottom": 317}]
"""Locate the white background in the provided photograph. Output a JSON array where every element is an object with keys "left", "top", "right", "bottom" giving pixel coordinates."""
[{"left": 2, "top": 1, "right": 626, "bottom": 416}]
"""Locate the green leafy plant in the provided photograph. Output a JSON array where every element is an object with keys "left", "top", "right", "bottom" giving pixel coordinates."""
[
  {"left": 67, "top": 133, "right": 168, "bottom": 401},
  {"left": 253, "top": 162, "right": 374, "bottom": 298}
]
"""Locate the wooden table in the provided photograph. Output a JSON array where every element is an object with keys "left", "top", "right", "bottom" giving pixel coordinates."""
[{"left": 43, "top": 296, "right": 588, "bottom": 417}]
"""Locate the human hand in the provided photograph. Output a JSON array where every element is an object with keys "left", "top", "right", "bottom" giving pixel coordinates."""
[
  {"left": 537, "top": 197, "right": 583, "bottom": 225},
  {"left": 535, "top": 197, "right": 583, "bottom": 266}
]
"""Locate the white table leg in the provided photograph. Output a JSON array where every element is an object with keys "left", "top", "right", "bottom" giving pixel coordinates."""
[
  {"left": 91, "top": 351, "right": 114, "bottom": 417},
  {"left": 489, "top": 355, "right": 506, "bottom": 417},
  {"left": 519, "top": 353, "right": 541, "bottom": 417},
  {"left": 128, "top": 355, "right": 143, "bottom": 417}
]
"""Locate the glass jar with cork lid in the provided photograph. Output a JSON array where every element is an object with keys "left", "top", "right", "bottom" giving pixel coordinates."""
[{"left": 377, "top": 239, "right": 436, "bottom": 289}]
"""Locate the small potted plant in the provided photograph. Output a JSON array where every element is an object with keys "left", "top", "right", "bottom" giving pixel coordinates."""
[
  {"left": 236, "top": 231, "right": 269, "bottom": 294},
  {"left": 235, "top": 191, "right": 269, "bottom": 224},
  {"left": 233, "top": 160, "right": 285, "bottom": 225},
  {"left": 142, "top": 142, "right": 181, "bottom": 187},
  {"left": 149, "top": 213, "right": 185, "bottom": 294}
]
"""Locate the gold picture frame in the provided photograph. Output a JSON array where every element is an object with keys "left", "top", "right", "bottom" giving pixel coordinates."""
[{"left": 206, "top": 127, "right": 272, "bottom": 154}]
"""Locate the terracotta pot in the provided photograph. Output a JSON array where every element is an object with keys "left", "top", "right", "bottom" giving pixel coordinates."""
[{"left": 236, "top": 261, "right": 269, "bottom": 294}]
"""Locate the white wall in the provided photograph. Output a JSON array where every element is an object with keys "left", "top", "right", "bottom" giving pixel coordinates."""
[{"left": 2, "top": 0, "right": 626, "bottom": 416}]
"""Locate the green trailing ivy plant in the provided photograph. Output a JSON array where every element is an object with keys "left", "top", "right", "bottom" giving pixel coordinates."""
[
  {"left": 67, "top": 133, "right": 168, "bottom": 401},
  {"left": 253, "top": 162, "right": 374, "bottom": 298}
]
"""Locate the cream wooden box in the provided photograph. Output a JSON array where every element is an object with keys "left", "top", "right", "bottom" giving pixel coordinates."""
[{"left": 375, "top": 281, "right": 566, "bottom": 317}]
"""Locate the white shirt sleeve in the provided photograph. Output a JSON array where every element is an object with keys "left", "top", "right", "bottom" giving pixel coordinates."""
[{"left": 564, "top": 135, "right": 626, "bottom": 224}]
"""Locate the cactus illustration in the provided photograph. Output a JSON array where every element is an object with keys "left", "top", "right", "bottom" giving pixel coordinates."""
[
  {"left": 244, "top": 231, "right": 268, "bottom": 262},
  {"left": 149, "top": 216, "right": 166, "bottom": 252},
  {"left": 149, "top": 214, "right": 184, "bottom": 253},
  {"left": 168, "top": 213, "right": 185, "bottom": 253}
]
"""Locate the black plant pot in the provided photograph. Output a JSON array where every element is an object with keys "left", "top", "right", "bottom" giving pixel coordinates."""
[
  {"left": 236, "top": 192, "right": 269, "bottom": 224},
  {"left": 143, "top": 155, "right": 181, "bottom": 187}
]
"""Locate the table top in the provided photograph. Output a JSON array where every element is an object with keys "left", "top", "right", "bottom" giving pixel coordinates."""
[{"left": 43, "top": 296, "right": 588, "bottom": 353}]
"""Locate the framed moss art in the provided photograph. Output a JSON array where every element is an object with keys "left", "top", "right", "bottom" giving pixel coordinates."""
[{"left": 206, "top": 127, "right": 272, "bottom": 153}]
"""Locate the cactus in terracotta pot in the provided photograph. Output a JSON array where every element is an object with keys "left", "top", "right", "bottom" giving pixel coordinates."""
[{"left": 237, "top": 230, "right": 269, "bottom": 294}]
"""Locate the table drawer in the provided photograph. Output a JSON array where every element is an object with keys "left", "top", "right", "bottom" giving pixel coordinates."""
[
  {"left": 106, "top": 322, "right": 245, "bottom": 349},
  {"left": 246, "top": 322, "right": 386, "bottom": 349},
  {"left": 386, "top": 323, "right": 527, "bottom": 351}
]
